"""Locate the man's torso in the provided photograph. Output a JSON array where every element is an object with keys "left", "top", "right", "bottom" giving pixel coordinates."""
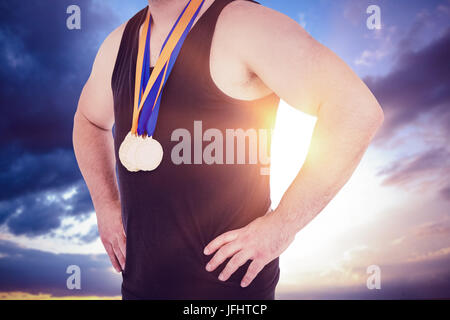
[{"left": 110, "top": 0, "right": 280, "bottom": 300}]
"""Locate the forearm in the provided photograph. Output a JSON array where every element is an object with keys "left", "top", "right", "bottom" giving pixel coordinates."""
[
  {"left": 273, "top": 101, "right": 384, "bottom": 235},
  {"left": 73, "top": 111, "right": 120, "bottom": 213}
]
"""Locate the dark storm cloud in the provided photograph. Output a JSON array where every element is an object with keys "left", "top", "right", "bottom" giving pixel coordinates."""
[
  {"left": 366, "top": 28, "right": 450, "bottom": 141},
  {"left": 0, "top": 240, "right": 121, "bottom": 296},
  {"left": 0, "top": 148, "right": 81, "bottom": 201},
  {"left": 0, "top": 146, "right": 95, "bottom": 237},
  {"left": 368, "top": 27, "right": 450, "bottom": 192},
  {"left": 0, "top": 1, "right": 122, "bottom": 237},
  {"left": 0, "top": 0, "right": 120, "bottom": 152},
  {"left": 0, "top": 180, "right": 93, "bottom": 237}
]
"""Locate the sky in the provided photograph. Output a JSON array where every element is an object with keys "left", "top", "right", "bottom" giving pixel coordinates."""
[{"left": 0, "top": 0, "right": 449, "bottom": 299}]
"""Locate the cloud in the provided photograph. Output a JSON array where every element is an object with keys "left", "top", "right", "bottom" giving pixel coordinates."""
[
  {"left": 297, "top": 13, "right": 307, "bottom": 28},
  {"left": 0, "top": 0, "right": 448, "bottom": 301},
  {"left": 0, "top": 146, "right": 96, "bottom": 238},
  {"left": 277, "top": 253, "right": 450, "bottom": 299},
  {"left": 76, "top": 225, "right": 99, "bottom": 244},
  {"left": 0, "top": 239, "right": 121, "bottom": 296},
  {"left": 0, "top": 0, "right": 121, "bottom": 205},
  {"left": 0, "top": 180, "right": 94, "bottom": 237},
  {"left": 0, "top": 148, "right": 82, "bottom": 201},
  {"left": 367, "top": 25, "right": 450, "bottom": 196},
  {"left": 407, "top": 247, "right": 450, "bottom": 263},
  {"left": 355, "top": 26, "right": 397, "bottom": 67},
  {"left": 0, "top": 292, "right": 120, "bottom": 300},
  {"left": 277, "top": 276, "right": 450, "bottom": 299},
  {"left": 366, "top": 27, "right": 450, "bottom": 141},
  {"left": 0, "top": 0, "right": 122, "bottom": 239},
  {"left": 441, "top": 185, "right": 450, "bottom": 201},
  {"left": 342, "top": 0, "right": 368, "bottom": 26},
  {"left": 0, "top": 0, "right": 120, "bottom": 153},
  {"left": 390, "top": 236, "right": 405, "bottom": 246},
  {"left": 414, "top": 219, "right": 450, "bottom": 238},
  {"left": 355, "top": 49, "right": 388, "bottom": 66},
  {"left": 377, "top": 147, "right": 450, "bottom": 188}
]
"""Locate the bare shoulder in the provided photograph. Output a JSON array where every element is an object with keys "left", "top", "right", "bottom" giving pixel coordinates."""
[
  {"left": 90, "top": 22, "right": 127, "bottom": 79},
  {"left": 217, "top": 0, "right": 314, "bottom": 49},
  {"left": 78, "top": 22, "right": 127, "bottom": 129},
  {"left": 215, "top": 1, "right": 369, "bottom": 115},
  {"left": 220, "top": 0, "right": 297, "bottom": 26},
  {"left": 211, "top": 0, "right": 328, "bottom": 106}
]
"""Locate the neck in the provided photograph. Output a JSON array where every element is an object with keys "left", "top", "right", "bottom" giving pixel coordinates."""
[{"left": 147, "top": 0, "right": 188, "bottom": 25}]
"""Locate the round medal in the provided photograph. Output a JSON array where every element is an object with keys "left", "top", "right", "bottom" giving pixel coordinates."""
[
  {"left": 134, "top": 136, "right": 164, "bottom": 171},
  {"left": 119, "top": 132, "right": 139, "bottom": 172},
  {"left": 120, "top": 0, "right": 204, "bottom": 173}
]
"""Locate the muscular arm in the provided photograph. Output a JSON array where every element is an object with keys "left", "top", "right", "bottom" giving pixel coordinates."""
[
  {"left": 237, "top": 3, "right": 384, "bottom": 233},
  {"left": 205, "top": 2, "right": 384, "bottom": 287},
  {"left": 73, "top": 25, "right": 126, "bottom": 272}
]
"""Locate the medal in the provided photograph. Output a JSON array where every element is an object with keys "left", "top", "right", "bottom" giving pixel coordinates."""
[
  {"left": 135, "top": 136, "right": 164, "bottom": 171},
  {"left": 119, "top": 0, "right": 205, "bottom": 172},
  {"left": 119, "top": 132, "right": 140, "bottom": 172}
]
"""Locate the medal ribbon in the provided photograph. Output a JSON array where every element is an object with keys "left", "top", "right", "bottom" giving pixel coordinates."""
[{"left": 132, "top": 0, "right": 205, "bottom": 136}]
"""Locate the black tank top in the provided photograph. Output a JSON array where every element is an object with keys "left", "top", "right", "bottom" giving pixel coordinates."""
[{"left": 112, "top": 0, "right": 280, "bottom": 299}]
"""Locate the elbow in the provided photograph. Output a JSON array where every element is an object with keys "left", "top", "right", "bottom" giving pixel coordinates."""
[
  {"left": 362, "top": 101, "right": 384, "bottom": 137},
  {"left": 372, "top": 102, "right": 384, "bottom": 128},
  {"left": 360, "top": 90, "right": 384, "bottom": 129},
  {"left": 346, "top": 96, "right": 384, "bottom": 138},
  {"left": 73, "top": 110, "right": 80, "bottom": 125},
  {"left": 72, "top": 111, "right": 82, "bottom": 145},
  {"left": 356, "top": 83, "right": 385, "bottom": 131},
  {"left": 73, "top": 110, "right": 83, "bottom": 134}
]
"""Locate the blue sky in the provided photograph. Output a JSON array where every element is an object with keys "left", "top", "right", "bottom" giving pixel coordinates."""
[{"left": 0, "top": 0, "right": 449, "bottom": 299}]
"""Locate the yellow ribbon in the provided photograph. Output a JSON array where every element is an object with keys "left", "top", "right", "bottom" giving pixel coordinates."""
[{"left": 131, "top": 0, "right": 204, "bottom": 135}]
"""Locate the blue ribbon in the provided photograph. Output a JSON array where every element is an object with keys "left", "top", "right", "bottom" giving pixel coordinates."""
[{"left": 137, "top": 0, "right": 205, "bottom": 136}]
